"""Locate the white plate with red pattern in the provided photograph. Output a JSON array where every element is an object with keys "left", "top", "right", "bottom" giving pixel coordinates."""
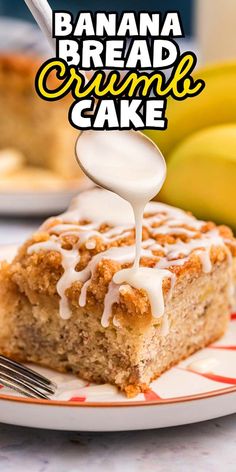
[{"left": 1, "top": 245, "right": 236, "bottom": 431}]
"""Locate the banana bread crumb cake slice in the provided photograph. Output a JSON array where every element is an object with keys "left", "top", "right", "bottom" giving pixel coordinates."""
[
  {"left": 0, "top": 188, "right": 235, "bottom": 397},
  {"left": 0, "top": 54, "right": 80, "bottom": 179}
]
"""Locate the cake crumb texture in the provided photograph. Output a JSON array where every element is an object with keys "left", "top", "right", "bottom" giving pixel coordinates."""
[{"left": 0, "top": 192, "right": 235, "bottom": 395}]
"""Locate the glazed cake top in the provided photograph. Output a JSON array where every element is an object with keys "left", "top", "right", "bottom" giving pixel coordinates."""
[{"left": 13, "top": 188, "right": 236, "bottom": 331}]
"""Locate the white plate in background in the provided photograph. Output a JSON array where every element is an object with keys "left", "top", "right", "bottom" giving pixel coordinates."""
[
  {"left": 0, "top": 18, "right": 90, "bottom": 216},
  {"left": 0, "top": 17, "right": 50, "bottom": 55},
  {"left": 0, "top": 180, "right": 93, "bottom": 216}
]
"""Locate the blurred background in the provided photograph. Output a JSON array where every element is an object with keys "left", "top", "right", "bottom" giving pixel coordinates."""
[
  {"left": 0, "top": 0, "right": 236, "bottom": 234},
  {"left": 0, "top": 1, "right": 193, "bottom": 36}
]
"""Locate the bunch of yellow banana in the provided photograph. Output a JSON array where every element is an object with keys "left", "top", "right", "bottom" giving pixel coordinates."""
[{"left": 143, "top": 62, "right": 236, "bottom": 229}]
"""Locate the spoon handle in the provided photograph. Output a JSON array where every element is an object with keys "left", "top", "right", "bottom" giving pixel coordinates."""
[{"left": 24, "top": 0, "right": 55, "bottom": 51}]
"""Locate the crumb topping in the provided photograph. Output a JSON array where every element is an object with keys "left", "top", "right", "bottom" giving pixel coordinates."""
[{"left": 11, "top": 189, "right": 236, "bottom": 328}]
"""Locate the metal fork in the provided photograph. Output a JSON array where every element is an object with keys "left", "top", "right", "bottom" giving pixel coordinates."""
[{"left": 0, "top": 355, "right": 57, "bottom": 399}]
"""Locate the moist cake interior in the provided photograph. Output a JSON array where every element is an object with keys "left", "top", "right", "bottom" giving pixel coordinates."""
[{"left": 0, "top": 188, "right": 235, "bottom": 396}]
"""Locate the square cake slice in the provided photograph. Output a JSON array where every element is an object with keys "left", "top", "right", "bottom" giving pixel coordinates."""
[{"left": 0, "top": 188, "right": 235, "bottom": 397}]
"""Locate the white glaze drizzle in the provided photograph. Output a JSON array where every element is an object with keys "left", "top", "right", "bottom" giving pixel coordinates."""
[
  {"left": 113, "top": 267, "right": 174, "bottom": 331},
  {"left": 28, "top": 237, "right": 82, "bottom": 320},
  {"left": 28, "top": 188, "right": 231, "bottom": 330},
  {"left": 78, "top": 245, "right": 153, "bottom": 309},
  {"left": 101, "top": 282, "right": 121, "bottom": 328}
]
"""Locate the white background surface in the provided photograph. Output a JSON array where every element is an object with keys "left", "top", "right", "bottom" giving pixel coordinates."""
[
  {"left": 0, "top": 413, "right": 236, "bottom": 472},
  {"left": 0, "top": 219, "right": 40, "bottom": 246}
]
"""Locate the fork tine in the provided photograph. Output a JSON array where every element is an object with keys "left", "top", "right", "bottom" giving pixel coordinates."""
[
  {"left": 0, "top": 378, "right": 44, "bottom": 399},
  {"left": 0, "top": 364, "right": 55, "bottom": 395},
  {"left": 0, "top": 355, "right": 54, "bottom": 384},
  {"left": 0, "top": 371, "right": 50, "bottom": 399},
  {"left": 0, "top": 355, "right": 56, "bottom": 389}
]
